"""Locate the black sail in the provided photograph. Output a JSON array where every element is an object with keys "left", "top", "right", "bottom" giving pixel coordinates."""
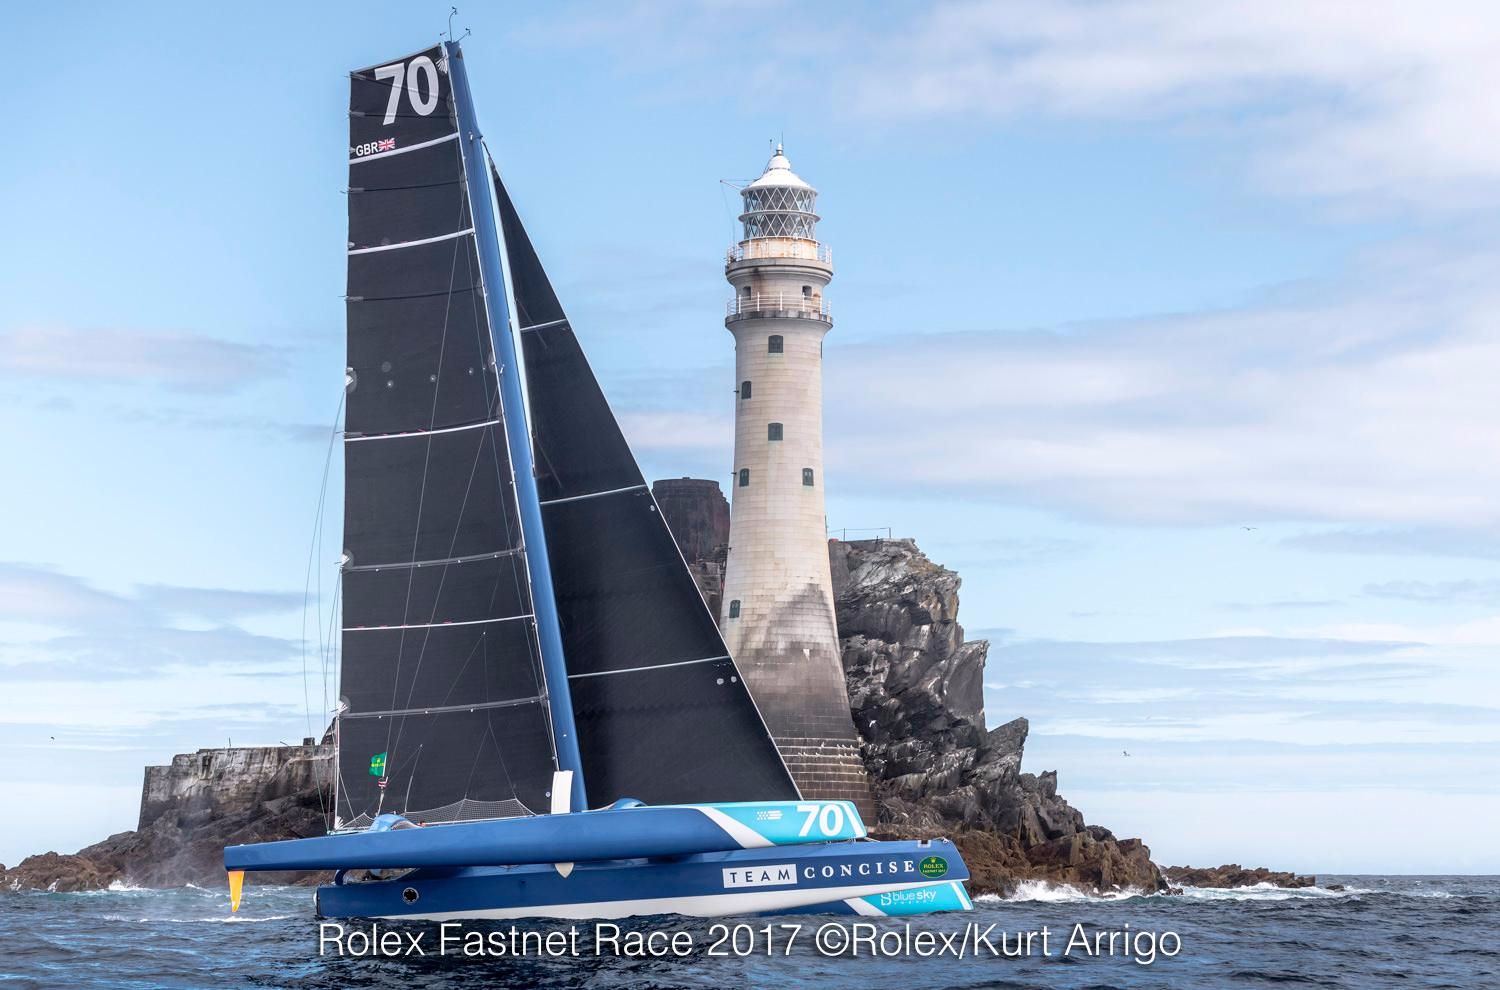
[
  {"left": 337, "top": 47, "right": 556, "bottom": 828},
  {"left": 493, "top": 167, "right": 800, "bottom": 805}
]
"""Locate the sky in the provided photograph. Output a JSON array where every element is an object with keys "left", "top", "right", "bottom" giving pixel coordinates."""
[{"left": 2, "top": 0, "right": 1497, "bottom": 874}]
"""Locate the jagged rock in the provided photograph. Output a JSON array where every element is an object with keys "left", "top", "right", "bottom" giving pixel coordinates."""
[
  {"left": 1162, "top": 864, "right": 1319, "bottom": 889},
  {"left": 834, "top": 537, "right": 1166, "bottom": 896}
]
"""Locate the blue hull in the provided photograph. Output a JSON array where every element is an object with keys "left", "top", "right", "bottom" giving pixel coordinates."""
[
  {"left": 225, "top": 801, "right": 866, "bottom": 873},
  {"left": 315, "top": 839, "right": 970, "bottom": 920}
]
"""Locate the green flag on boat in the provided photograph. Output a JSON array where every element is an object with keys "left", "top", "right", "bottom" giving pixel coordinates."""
[{"left": 369, "top": 752, "right": 387, "bottom": 777}]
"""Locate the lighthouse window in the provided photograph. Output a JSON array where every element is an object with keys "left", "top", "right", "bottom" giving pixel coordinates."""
[
  {"left": 768, "top": 423, "right": 783, "bottom": 441},
  {"left": 802, "top": 285, "right": 811, "bottom": 297},
  {"left": 768, "top": 335, "right": 783, "bottom": 353},
  {"left": 728, "top": 599, "right": 741, "bottom": 619},
  {"left": 741, "top": 380, "right": 752, "bottom": 399},
  {"left": 802, "top": 468, "right": 815, "bottom": 486},
  {"left": 739, "top": 468, "right": 750, "bottom": 487}
]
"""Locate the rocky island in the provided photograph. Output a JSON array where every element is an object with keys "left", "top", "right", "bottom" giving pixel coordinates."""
[{"left": 0, "top": 480, "right": 1295, "bottom": 898}]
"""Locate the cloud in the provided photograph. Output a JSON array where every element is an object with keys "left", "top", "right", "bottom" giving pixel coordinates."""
[
  {"left": 1285, "top": 526, "right": 1500, "bottom": 560},
  {"left": 1221, "top": 599, "right": 1341, "bottom": 612},
  {"left": 0, "top": 563, "right": 143, "bottom": 629},
  {"left": 844, "top": 1, "right": 1500, "bottom": 205},
  {"left": 0, "top": 563, "right": 302, "bottom": 680},
  {"left": 524, "top": 1, "right": 1500, "bottom": 210},
  {"left": 1364, "top": 579, "right": 1500, "bottom": 606},
  {"left": 811, "top": 243, "right": 1500, "bottom": 527},
  {"left": 988, "top": 633, "right": 1420, "bottom": 672},
  {"left": 0, "top": 326, "right": 287, "bottom": 392},
  {"left": 926, "top": 536, "right": 1091, "bottom": 569},
  {"left": 137, "top": 585, "right": 303, "bottom": 621}
]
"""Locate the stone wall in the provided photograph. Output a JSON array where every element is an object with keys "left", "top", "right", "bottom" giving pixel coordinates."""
[
  {"left": 138, "top": 744, "right": 330, "bottom": 830},
  {"left": 652, "top": 478, "right": 730, "bottom": 619}
]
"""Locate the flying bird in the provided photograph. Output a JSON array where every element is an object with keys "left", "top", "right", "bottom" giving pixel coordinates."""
[
  {"left": 1123, "top": 750, "right": 1131, "bottom": 757},
  {"left": 1243, "top": 526, "right": 1257, "bottom": 531}
]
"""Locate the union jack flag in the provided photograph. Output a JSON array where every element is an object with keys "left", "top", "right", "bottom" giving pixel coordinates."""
[{"left": 376, "top": 138, "right": 396, "bottom": 152}]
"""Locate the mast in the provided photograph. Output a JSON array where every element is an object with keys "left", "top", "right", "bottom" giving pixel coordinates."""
[{"left": 444, "top": 40, "right": 587, "bottom": 813}]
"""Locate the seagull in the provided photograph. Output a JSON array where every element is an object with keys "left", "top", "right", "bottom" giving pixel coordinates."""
[
  {"left": 1242, "top": 526, "right": 1257, "bottom": 531},
  {"left": 1123, "top": 750, "right": 1131, "bottom": 757}
]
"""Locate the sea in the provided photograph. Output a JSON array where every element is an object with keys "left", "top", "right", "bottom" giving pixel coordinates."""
[{"left": 3, "top": 875, "right": 1496, "bottom": 989}]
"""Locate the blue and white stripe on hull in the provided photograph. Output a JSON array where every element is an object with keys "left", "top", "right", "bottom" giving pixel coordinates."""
[{"left": 314, "top": 838, "right": 969, "bottom": 920}]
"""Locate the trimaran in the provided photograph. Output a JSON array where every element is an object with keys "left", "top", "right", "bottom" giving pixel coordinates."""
[{"left": 223, "top": 39, "right": 971, "bottom": 920}]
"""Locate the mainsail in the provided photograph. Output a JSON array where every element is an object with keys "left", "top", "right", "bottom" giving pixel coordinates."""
[
  {"left": 337, "top": 46, "right": 555, "bottom": 826},
  {"left": 492, "top": 170, "right": 801, "bottom": 805}
]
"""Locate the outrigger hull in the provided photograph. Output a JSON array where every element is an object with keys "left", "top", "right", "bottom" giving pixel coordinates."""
[{"left": 315, "top": 839, "right": 971, "bottom": 920}]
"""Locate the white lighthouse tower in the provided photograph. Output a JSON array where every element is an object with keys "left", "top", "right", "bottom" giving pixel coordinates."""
[{"left": 720, "top": 146, "right": 873, "bottom": 815}]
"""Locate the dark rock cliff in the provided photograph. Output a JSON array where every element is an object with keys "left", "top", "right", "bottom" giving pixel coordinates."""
[{"left": 832, "top": 538, "right": 1165, "bottom": 896}]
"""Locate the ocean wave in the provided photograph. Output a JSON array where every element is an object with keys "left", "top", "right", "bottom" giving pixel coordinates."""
[
  {"left": 1173, "top": 882, "right": 1369, "bottom": 901},
  {"left": 100, "top": 914, "right": 297, "bottom": 924},
  {"left": 65, "top": 881, "right": 153, "bottom": 895},
  {"left": 977, "top": 881, "right": 1150, "bottom": 903}
]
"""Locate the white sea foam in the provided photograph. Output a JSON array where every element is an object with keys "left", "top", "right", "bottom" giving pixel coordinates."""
[
  {"left": 1172, "top": 882, "right": 1371, "bottom": 901},
  {"left": 102, "top": 914, "right": 297, "bottom": 924},
  {"left": 973, "top": 879, "right": 1418, "bottom": 903},
  {"left": 976, "top": 881, "right": 1150, "bottom": 903},
  {"left": 69, "top": 881, "right": 149, "bottom": 895}
]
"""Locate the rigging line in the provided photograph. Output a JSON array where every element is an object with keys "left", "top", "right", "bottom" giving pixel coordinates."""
[
  {"left": 432, "top": 630, "right": 491, "bottom": 711},
  {"left": 380, "top": 209, "right": 467, "bottom": 764},
  {"left": 462, "top": 709, "right": 523, "bottom": 821},
  {"left": 385, "top": 178, "right": 507, "bottom": 772},
  {"left": 465, "top": 151, "right": 548, "bottom": 707},
  {"left": 387, "top": 424, "right": 509, "bottom": 766},
  {"left": 300, "top": 386, "right": 344, "bottom": 823},
  {"left": 322, "top": 576, "right": 341, "bottom": 730},
  {"left": 476, "top": 161, "right": 560, "bottom": 812},
  {"left": 401, "top": 744, "right": 422, "bottom": 816}
]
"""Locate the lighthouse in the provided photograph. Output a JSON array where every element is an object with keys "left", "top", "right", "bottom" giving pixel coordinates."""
[{"left": 720, "top": 146, "right": 873, "bottom": 816}]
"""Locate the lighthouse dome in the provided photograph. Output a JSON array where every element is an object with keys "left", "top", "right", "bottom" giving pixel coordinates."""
[
  {"left": 740, "top": 144, "right": 819, "bottom": 240},
  {"left": 745, "top": 144, "right": 815, "bottom": 192}
]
